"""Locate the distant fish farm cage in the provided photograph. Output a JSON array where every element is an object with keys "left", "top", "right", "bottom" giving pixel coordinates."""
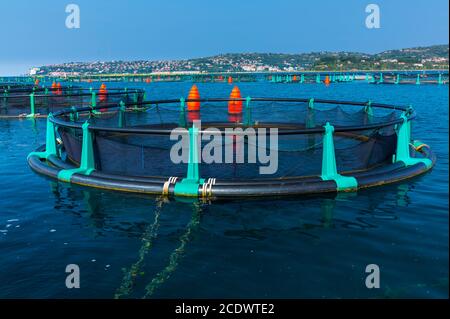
[
  {"left": 370, "top": 72, "right": 448, "bottom": 85},
  {"left": 0, "top": 82, "right": 145, "bottom": 118}
]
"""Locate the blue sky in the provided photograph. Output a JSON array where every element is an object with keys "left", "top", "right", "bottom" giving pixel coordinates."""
[{"left": 0, "top": 0, "right": 448, "bottom": 75}]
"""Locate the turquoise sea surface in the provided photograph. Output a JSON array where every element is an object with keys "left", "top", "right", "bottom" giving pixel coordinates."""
[{"left": 0, "top": 81, "right": 448, "bottom": 298}]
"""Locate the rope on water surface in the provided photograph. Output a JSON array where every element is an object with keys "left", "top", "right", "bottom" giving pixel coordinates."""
[
  {"left": 142, "top": 203, "right": 202, "bottom": 299},
  {"left": 114, "top": 198, "right": 164, "bottom": 299}
]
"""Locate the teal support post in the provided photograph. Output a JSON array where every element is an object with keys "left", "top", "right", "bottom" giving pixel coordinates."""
[
  {"left": 365, "top": 73, "right": 369, "bottom": 82},
  {"left": 173, "top": 125, "right": 204, "bottom": 197},
  {"left": 395, "top": 74, "right": 400, "bottom": 84},
  {"left": 364, "top": 100, "right": 373, "bottom": 116},
  {"left": 57, "top": 122, "right": 96, "bottom": 182},
  {"left": 364, "top": 100, "right": 373, "bottom": 125},
  {"left": 320, "top": 122, "right": 358, "bottom": 191},
  {"left": 306, "top": 98, "right": 315, "bottom": 129},
  {"left": 379, "top": 73, "right": 383, "bottom": 84},
  {"left": 27, "top": 92, "right": 36, "bottom": 118},
  {"left": 416, "top": 74, "right": 420, "bottom": 85},
  {"left": 438, "top": 73, "right": 443, "bottom": 85},
  {"left": 393, "top": 112, "right": 432, "bottom": 168},
  {"left": 244, "top": 96, "right": 252, "bottom": 126},
  {"left": 316, "top": 74, "right": 321, "bottom": 84},
  {"left": 27, "top": 113, "right": 58, "bottom": 160},
  {"left": 300, "top": 74, "right": 304, "bottom": 83},
  {"left": 118, "top": 101, "right": 126, "bottom": 128},
  {"left": 178, "top": 97, "right": 187, "bottom": 128},
  {"left": 91, "top": 91, "right": 97, "bottom": 109},
  {"left": 308, "top": 98, "right": 314, "bottom": 109},
  {"left": 69, "top": 106, "right": 79, "bottom": 122}
]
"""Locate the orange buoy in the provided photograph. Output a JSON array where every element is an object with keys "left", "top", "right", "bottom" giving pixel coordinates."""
[
  {"left": 228, "top": 86, "right": 243, "bottom": 115},
  {"left": 99, "top": 83, "right": 108, "bottom": 103},
  {"left": 324, "top": 75, "right": 330, "bottom": 85},
  {"left": 187, "top": 84, "right": 200, "bottom": 112},
  {"left": 34, "top": 79, "right": 40, "bottom": 87},
  {"left": 88, "top": 79, "right": 92, "bottom": 83},
  {"left": 293, "top": 75, "right": 297, "bottom": 82},
  {"left": 227, "top": 76, "right": 233, "bottom": 84},
  {"left": 56, "top": 82, "right": 62, "bottom": 95},
  {"left": 51, "top": 81, "right": 57, "bottom": 93}
]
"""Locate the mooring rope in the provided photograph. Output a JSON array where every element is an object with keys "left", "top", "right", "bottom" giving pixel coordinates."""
[
  {"left": 114, "top": 197, "right": 165, "bottom": 299},
  {"left": 142, "top": 202, "right": 202, "bottom": 298}
]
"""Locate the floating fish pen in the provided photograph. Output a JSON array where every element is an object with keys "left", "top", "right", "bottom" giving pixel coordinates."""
[
  {"left": 28, "top": 88, "right": 435, "bottom": 199},
  {"left": 370, "top": 73, "right": 449, "bottom": 85},
  {"left": 268, "top": 73, "right": 355, "bottom": 84},
  {"left": 0, "top": 84, "right": 145, "bottom": 118}
]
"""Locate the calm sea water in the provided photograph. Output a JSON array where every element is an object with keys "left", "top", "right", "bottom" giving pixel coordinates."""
[{"left": 0, "top": 81, "right": 448, "bottom": 298}]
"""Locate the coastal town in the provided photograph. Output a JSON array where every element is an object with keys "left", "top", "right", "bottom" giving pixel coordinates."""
[{"left": 30, "top": 45, "right": 449, "bottom": 77}]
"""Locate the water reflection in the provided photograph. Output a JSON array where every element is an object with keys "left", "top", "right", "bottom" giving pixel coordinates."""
[{"left": 46, "top": 179, "right": 416, "bottom": 298}]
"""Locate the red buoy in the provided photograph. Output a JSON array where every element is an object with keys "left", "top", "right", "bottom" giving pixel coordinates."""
[
  {"left": 228, "top": 86, "right": 243, "bottom": 115},
  {"left": 187, "top": 84, "right": 200, "bottom": 112}
]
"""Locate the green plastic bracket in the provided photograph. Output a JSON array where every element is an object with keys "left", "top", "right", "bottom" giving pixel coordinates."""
[
  {"left": 320, "top": 122, "right": 358, "bottom": 191},
  {"left": 416, "top": 74, "right": 420, "bottom": 85},
  {"left": 364, "top": 100, "right": 373, "bottom": 116},
  {"left": 244, "top": 96, "right": 252, "bottom": 126},
  {"left": 57, "top": 121, "right": 96, "bottom": 182},
  {"left": 379, "top": 73, "right": 384, "bottom": 84},
  {"left": 300, "top": 74, "right": 304, "bottom": 83},
  {"left": 69, "top": 106, "right": 79, "bottom": 122},
  {"left": 308, "top": 98, "right": 314, "bottom": 109},
  {"left": 90, "top": 90, "right": 101, "bottom": 114},
  {"left": 27, "top": 113, "right": 58, "bottom": 160},
  {"left": 91, "top": 91, "right": 97, "bottom": 109},
  {"left": 393, "top": 112, "right": 432, "bottom": 169},
  {"left": 118, "top": 101, "right": 126, "bottom": 128},
  {"left": 174, "top": 125, "right": 204, "bottom": 197},
  {"left": 26, "top": 92, "right": 36, "bottom": 118},
  {"left": 438, "top": 74, "right": 443, "bottom": 85},
  {"left": 178, "top": 97, "right": 187, "bottom": 128},
  {"left": 316, "top": 74, "right": 321, "bottom": 83},
  {"left": 395, "top": 74, "right": 400, "bottom": 84}
]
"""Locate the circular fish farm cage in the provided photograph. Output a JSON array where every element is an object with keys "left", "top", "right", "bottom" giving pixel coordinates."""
[
  {"left": 27, "top": 96, "right": 435, "bottom": 199},
  {"left": 0, "top": 84, "right": 145, "bottom": 118},
  {"left": 370, "top": 72, "right": 449, "bottom": 85}
]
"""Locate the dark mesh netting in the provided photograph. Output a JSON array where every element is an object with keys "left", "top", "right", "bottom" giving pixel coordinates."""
[
  {"left": 0, "top": 87, "right": 144, "bottom": 117},
  {"left": 58, "top": 126, "right": 83, "bottom": 164},
  {"left": 55, "top": 99, "right": 401, "bottom": 180}
]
